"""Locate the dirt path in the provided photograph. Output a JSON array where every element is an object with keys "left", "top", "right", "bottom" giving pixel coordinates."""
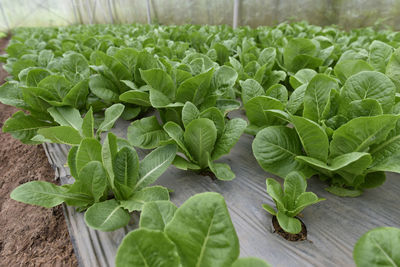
[{"left": 0, "top": 36, "right": 77, "bottom": 266}]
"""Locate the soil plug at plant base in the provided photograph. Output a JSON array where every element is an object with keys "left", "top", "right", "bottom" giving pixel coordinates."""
[{"left": 262, "top": 171, "right": 325, "bottom": 241}]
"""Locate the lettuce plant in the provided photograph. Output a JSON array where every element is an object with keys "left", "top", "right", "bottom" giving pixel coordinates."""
[
  {"left": 353, "top": 227, "right": 400, "bottom": 267},
  {"left": 160, "top": 101, "right": 247, "bottom": 180},
  {"left": 262, "top": 172, "right": 325, "bottom": 234},
  {"left": 253, "top": 71, "right": 400, "bottom": 196},
  {"left": 116, "top": 192, "right": 271, "bottom": 267},
  {"left": 10, "top": 104, "right": 177, "bottom": 231}
]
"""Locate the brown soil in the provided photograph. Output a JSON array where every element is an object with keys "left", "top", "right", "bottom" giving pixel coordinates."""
[
  {"left": 0, "top": 37, "right": 77, "bottom": 266},
  {"left": 272, "top": 215, "right": 307, "bottom": 242}
]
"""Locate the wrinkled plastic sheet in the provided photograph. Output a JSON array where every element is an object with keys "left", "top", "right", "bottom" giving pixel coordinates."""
[{"left": 43, "top": 118, "right": 400, "bottom": 267}]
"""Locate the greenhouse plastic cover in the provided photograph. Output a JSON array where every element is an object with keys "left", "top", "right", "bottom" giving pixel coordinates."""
[
  {"left": 43, "top": 117, "right": 400, "bottom": 267},
  {"left": 1, "top": 0, "right": 400, "bottom": 31}
]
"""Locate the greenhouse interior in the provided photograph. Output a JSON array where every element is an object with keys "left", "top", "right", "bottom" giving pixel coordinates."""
[{"left": 0, "top": 0, "right": 399, "bottom": 266}]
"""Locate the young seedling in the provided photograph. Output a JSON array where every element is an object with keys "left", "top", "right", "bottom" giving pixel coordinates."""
[
  {"left": 262, "top": 172, "right": 325, "bottom": 236},
  {"left": 162, "top": 101, "right": 247, "bottom": 180}
]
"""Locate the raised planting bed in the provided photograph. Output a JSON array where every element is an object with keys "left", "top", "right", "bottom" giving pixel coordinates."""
[{"left": 42, "top": 118, "right": 400, "bottom": 267}]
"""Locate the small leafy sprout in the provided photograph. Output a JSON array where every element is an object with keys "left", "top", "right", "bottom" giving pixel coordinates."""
[
  {"left": 262, "top": 172, "right": 325, "bottom": 235},
  {"left": 163, "top": 101, "right": 247, "bottom": 180}
]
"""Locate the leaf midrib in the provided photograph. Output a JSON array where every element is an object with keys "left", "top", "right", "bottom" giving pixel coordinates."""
[{"left": 196, "top": 207, "right": 216, "bottom": 267}]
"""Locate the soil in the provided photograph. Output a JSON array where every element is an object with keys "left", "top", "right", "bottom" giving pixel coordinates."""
[
  {"left": 0, "top": 37, "right": 77, "bottom": 266},
  {"left": 272, "top": 216, "right": 307, "bottom": 242}
]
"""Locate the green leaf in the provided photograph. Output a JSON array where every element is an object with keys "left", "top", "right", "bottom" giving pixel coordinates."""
[
  {"left": 330, "top": 115, "right": 398, "bottom": 158},
  {"left": 165, "top": 192, "right": 239, "bottom": 267},
  {"left": 76, "top": 138, "right": 102, "bottom": 172},
  {"left": 240, "top": 79, "right": 264, "bottom": 104},
  {"left": 97, "top": 103, "right": 125, "bottom": 134},
  {"left": 286, "top": 83, "right": 307, "bottom": 114},
  {"left": 262, "top": 204, "right": 276, "bottom": 216},
  {"left": 212, "top": 65, "right": 238, "bottom": 90},
  {"left": 84, "top": 199, "right": 130, "bottom": 232},
  {"left": 67, "top": 146, "right": 79, "bottom": 178},
  {"left": 231, "top": 257, "right": 272, "bottom": 267},
  {"left": 176, "top": 69, "right": 214, "bottom": 105},
  {"left": 369, "top": 40, "right": 393, "bottom": 73},
  {"left": 283, "top": 38, "right": 321, "bottom": 73},
  {"left": 140, "top": 68, "right": 176, "bottom": 100},
  {"left": 26, "top": 68, "right": 51, "bottom": 87},
  {"left": 139, "top": 201, "right": 177, "bottom": 231},
  {"left": 283, "top": 172, "right": 307, "bottom": 209},
  {"left": 0, "top": 82, "right": 27, "bottom": 108},
  {"left": 63, "top": 79, "right": 89, "bottom": 109},
  {"left": 37, "top": 75, "right": 72, "bottom": 101},
  {"left": 289, "top": 69, "right": 317, "bottom": 89},
  {"left": 2, "top": 111, "right": 53, "bottom": 134},
  {"left": 213, "top": 43, "right": 230, "bottom": 65},
  {"left": 303, "top": 74, "right": 338, "bottom": 123},
  {"left": 334, "top": 60, "right": 373, "bottom": 84},
  {"left": 259, "top": 47, "right": 276, "bottom": 69},
  {"left": 119, "top": 90, "right": 151, "bottom": 106},
  {"left": 72, "top": 161, "right": 107, "bottom": 202},
  {"left": 10, "top": 181, "right": 66, "bottom": 208},
  {"left": 127, "top": 116, "right": 169, "bottom": 149},
  {"left": 113, "top": 147, "right": 139, "bottom": 198},
  {"left": 253, "top": 126, "right": 311, "bottom": 178},
  {"left": 208, "top": 160, "right": 235, "bottom": 181},
  {"left": 212, "top": 118, "right": 247, "bottom": 160},
  {"left": 276, "top": 211, "right": 302, "bottom": 234},
  {"left": 386, "top": 47, "right": 400, "bottom": 91},
  {"left": 37, "top": 126, "right": 82, "bottom": 145},
  {"left": 288, "top": 192, "right": 324, "bottom": 217},
  {"left": 102, "top": 132, "right": 118, "bottom": 185},
  {"left": 62, "top": 52, "right": 90, "bottom": 82},
  {"left": 353, "top": 227, "right": 400, "bottom": 267},
  {"left": 199, "top": 107, "right": 225, "bottom": 138},
  {"left": 89, "top": 74, "right": 119, "bottom": 102},
  {"left": 184, "top": 118, "right": 217, "bottom": 168},
  {"left": 163, "top": 122, "right": 192, "bottom": 159},
  {"left": 136, "top": 144, "right": 177, "bottom": 190},
  {"left": 172, "top": 155, "right": 200, "bottom": 170},
  {"left": 82, "top": 107, "right": 94, "bottom": 138},
  {"left": 216, "top": 99, "right": 241, "bottom": 114},
  {"left": 149, "top": 88, "right": 175, "bottom": 108},
  {"left": 182, "top": 101, "right": 200, "bottom": 127},
  {"left": 119, "top": 186, "right": 170, "bottom": 212},
  {"left": 245, "top": 96, "right": 285, "bottom": 127},
  {"left": 369, "top": 124, "right": 400, "bottom": 173},
  {"left": 265, "top": 84, "right": 288, "bottom": 104},
  {"left": 291, "top": 115, "right": 329, "bottom": 161},
  {"left": 346, "top": 99, "right": 383, "bottom": 119},
  {"left": 297, "top": 152, "right": 372, "bottom": 179},
  {"left": 266, "top": 178, "right": 285, "bottom": 209},
  {"left": 325, "top": 186, "right": 362, "bottom": 197},
  {"left": 360, "top": 172, "right": 386, "bottom": 189},
  {"left": 115, "top": 229, "right": 180, "bottom": 267},
  {"left": 340, "top": 71, "right": 395, "bottom": 113},
  {"left": 47, "top": 106, "right": 83, "bottom": 131}
]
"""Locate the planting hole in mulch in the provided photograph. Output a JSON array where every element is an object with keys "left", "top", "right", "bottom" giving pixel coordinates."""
[{"left": 272, "top": 216, "right": 307, "bottom": 242}]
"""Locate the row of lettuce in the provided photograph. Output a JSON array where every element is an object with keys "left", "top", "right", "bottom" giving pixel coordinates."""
[{"left": 0, "top": 22, "right": 399, "bottom": 266}]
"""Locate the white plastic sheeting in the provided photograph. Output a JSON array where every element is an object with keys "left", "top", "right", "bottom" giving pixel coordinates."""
[{"left": 0, "top": 0, "right": 400, "bottom": 31}]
